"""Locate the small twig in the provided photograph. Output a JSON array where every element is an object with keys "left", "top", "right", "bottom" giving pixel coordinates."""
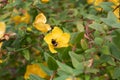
[
  {"left": 113, "top": 4, "right": 120, "bottom": 12},
  {"left": 50, "top": 70, "right": 57, "bottom": 80}
]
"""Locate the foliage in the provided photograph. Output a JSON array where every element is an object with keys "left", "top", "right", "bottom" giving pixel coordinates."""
[{"left": 0, "top": 0, "right": 120, "bottom": 80}]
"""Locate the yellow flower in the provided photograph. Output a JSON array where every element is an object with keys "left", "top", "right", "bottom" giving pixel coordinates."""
[
  {"left": 87, "top": 0, "right": 104, "bottom": 11},
  {"left": 11, "top": 11, "right": 30, "bottom": 25},
  {"left": 87, "top": 0, "right": 104, "bottom": 6},
  {"left": 33, "top": 13, "right": 51, "bottom": 32},
  {"left": 0, "top": 59, "right": 3, "bottom": 63},
  {"left": 0, "top": 22, "right": 6, "bottom": 48},
  {"left": 44, "top": 27, "right": 70, "bottom": 53},
  {"left": 66, "top": 77, "right": 80, "bottom": 80},
  {"left": 21, "top": 12, "right": 31, "bottom": 24},
  {"left": 41, "top": 0, "right": 49, "bottom": 3},
  {"left": 11, "top": 15, "right": 22, "bottom": 25},
  {"left": 24, "top": 64, "right": 48, "bottom": 79}
]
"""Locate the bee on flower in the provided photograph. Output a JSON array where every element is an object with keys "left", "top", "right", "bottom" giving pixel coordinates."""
[
  {"left": 44, "top": 27, "right": 70, "bottom": 53},
  {"left": 33, "top": 13, "right": 51, "bottom": 33}
]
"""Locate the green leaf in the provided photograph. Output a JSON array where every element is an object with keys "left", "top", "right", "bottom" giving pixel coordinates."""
[
  {"left": 47, "top": 57, "right": 58, "bottom": 70},
  {"left": 99, "top": 2, "right": 113, "bottom": 12},
  {"left": 56, "top": 61, "right": 73, "bottom": 75},
  {"left": 110, "top": 43, "right": 120, "bottom": 60},
  {"left": 73, "top": 66, "right": 84, "bottom": 76},
  {"left": 113, "top": 67, "right": 120, "bottom": 79},
  {"left": 89, "top": 22, "right": 105, "bottom": 33},
  {"left": 101, "top": 11, "right": 120, "bottom": 28},
  {"left": 44, "top": 53, "right": 58, "bottom": 70},
  {"left": 100, "top": 55, "right": 116, "bottom": 66},
  {"left": 80, "top": 39, "right": 89, "bottom": 50},
  {"left": 70, "top": 32, "right": 84, "bottom": 44},
  {"left": 85, "top": 48, "right": 96, "bottom": 54},
  {"left": 38, "top": 63, "right": 53, "bottom": 76},
  {"left": 22, "top": 50, "right": 30, "bottom": 60},
  {"left": 54, "top": 75, "right": 68, "bottom": 80},
  {"left": 29, "top": 74, "right": 45, "bottom": 80},
  {"left": 57, "top": 47, "right": 71, "bottom": 60},
  {"left": 69, "top": 53, "right": 80, "bottom": 68},
  {"left": 69, "top": 51, "right": 84, "bottom": 68},
  {"left": 113, "top": 30, "right": 120, "bottom": 48},
  {"left": 76, "top": 21, "right": 84, "bottom": 32},
  {"left": 100, "top": 45, "right": 110, "bottom": 55},
  {"left": 85, "top": 68, "right": 99, "bottom": 74},
  {"left": 94, "top": 37, "right": 103, "bottom": 46}
]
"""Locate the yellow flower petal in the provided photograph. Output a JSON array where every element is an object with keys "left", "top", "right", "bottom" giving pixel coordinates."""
[
  {"left": 48, "top": 45, "right": 57, "bottom": 53},
  {"left": 114, "top": 8, "right": 119, "bottom": 19},
  {"left": 51, "top": 27, "right": 63, "bottom": 39},
  {"left": 41, "top": 0, "right": 49, "bottom": 3},
  {"left": 34, "top": 13, "right": 47, "bottom": 24},
  {"left": 44, "top": 33, "right": 53, "bottom": 44},
  {"left": 24, "top": 64, "right": 48, "bottom": 79},
  {"left": 11, "top": 15, "right": 22, "bottom": 25},
  {"left": 0, "top": 42, "right": 3, "bottom": 49},
  {"left": 87, "top": 0, "right": 104, "bottom": 11},
  {"left": 0, "top": 22, "right": 6, "bottom": 38},
  {"left": 87, "top": 0, "right": 103, "bottom": 6},
  {"left": 21, "top": 12, "right": 31, "bottom": 24},
  {"left": 33, "top": 23, "right": 51, "bottom": 32},
  {"left": 0, "top": 59, "right": 3, "bottom": 63},
  {"left": 57, "top": 33, "right": 70, "bottom": 48}
]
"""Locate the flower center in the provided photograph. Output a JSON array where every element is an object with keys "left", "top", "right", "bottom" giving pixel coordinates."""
[{"left": 51, "top": 39, "right": 58, "bottom": 47}]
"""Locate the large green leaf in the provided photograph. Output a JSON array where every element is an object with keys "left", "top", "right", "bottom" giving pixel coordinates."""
[
  {"left": 29, "top": 74, "right": 45, "bottom": 80},
  {"left": 22, "top": 49, "right": 30, "bottom": 60},
  {"left": 44, "top": 53, "right": 58, "bottom": 70},
  {"left": 110, "top": 43, "right": 120, "bottom": 60},
  {"left": 54, "top": 75, "right": 68, "bottom": 80},
  {"left": 113, "top": 67, "right": 120, "bottom": 79},
  {"left": 101, "top": 11, "right": 120, "bottom": 28},
  {"left": 70, "top": 32, "right": 84, "bottom": 44},
  {"left": 56, "top": 61, "right": 73, "bottom": 75},
  {"left": 89, "top": 22, "right": 105, "bottom": 33},
  {"left": 69, "top": 51, "right": 84, "bottom": 68},
  {"left": 99, "top": 2, "right": 113, "bottom": 12}
]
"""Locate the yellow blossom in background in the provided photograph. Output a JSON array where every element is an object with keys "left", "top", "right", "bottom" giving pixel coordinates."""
[
  {"left": 21, "top": 12, "right": 31, "bottom": 24},
  {"left": 0, "top": 59, "right": 3, "bottom": 63},
  {"left": 11, "top": 11, "right": 30, "bottom": 25},
  {"left": 66, "top": 77, "right": 80, "bottom": 80},
  {"left": 87, "top": 0, "right": 120, "bottom": 21},
  {"left": 87, "top": 0, "right": 104, "bottom": 11},
  {"left": 44, "top": 27, "right": 70, "bottom": 53},
  {"left": 11, "top": 15, "right": 22, "bottom": 25},
  {"left": 33, "top": 13, "right": 51, "bottom": 32},
  {"left": 24, "top": 64, "right": 48, "bottom": 80},
  {"left": 87, "top": 0, "right": 104, "bottom": 6},
  {"left": 41, "top": 0, "right": 49, "bottom": 3},
  {"left": 0, "top": 22, "right": 6, "bottom": 49}
]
